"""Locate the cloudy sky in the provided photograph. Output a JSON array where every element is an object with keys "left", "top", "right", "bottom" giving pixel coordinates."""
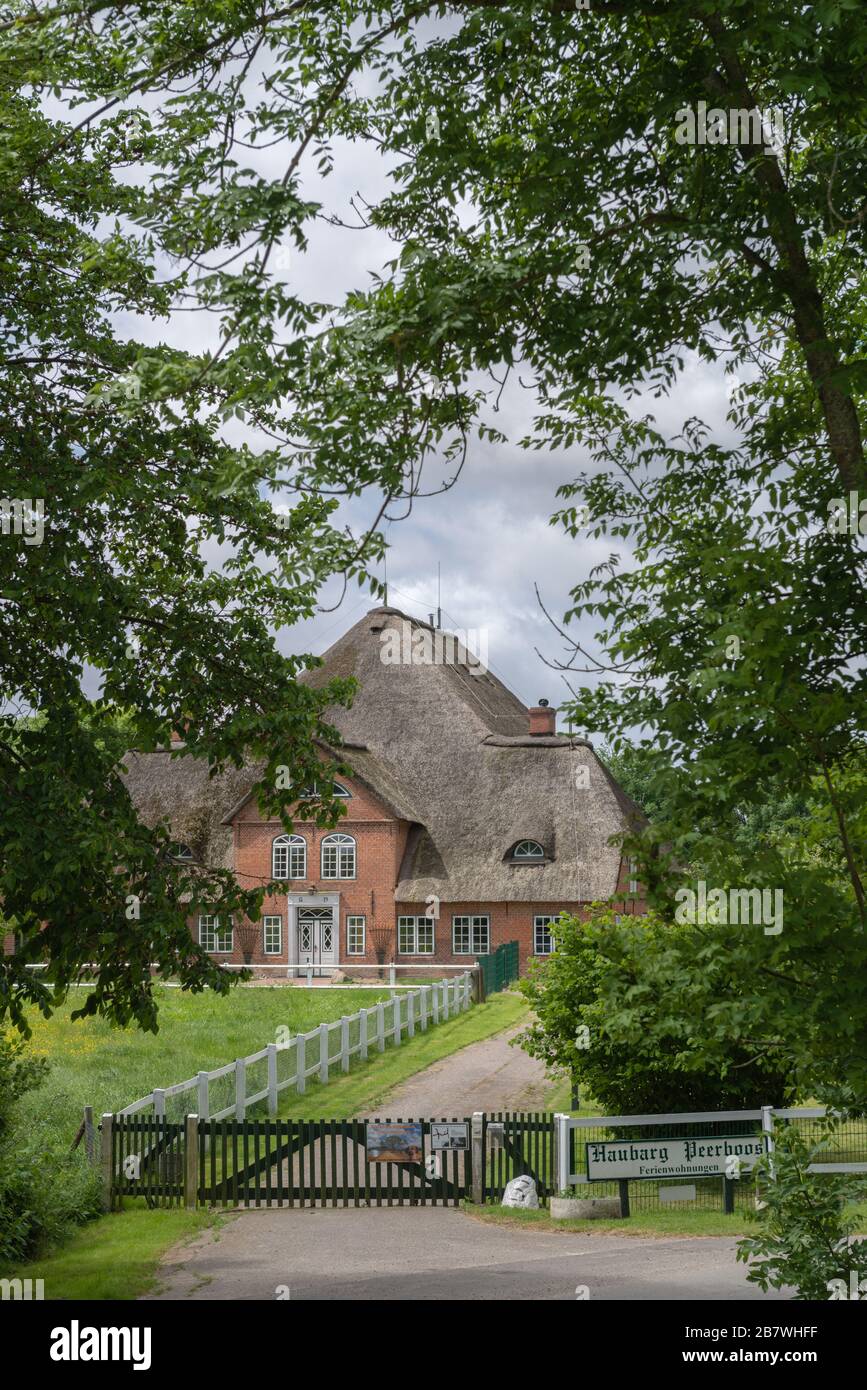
[{"left": 118, "top": 49, "right": 740, "bottom": 731}]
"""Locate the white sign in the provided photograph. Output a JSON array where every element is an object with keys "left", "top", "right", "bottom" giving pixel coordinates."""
[
  {"left": 586, "top": 1134, "right": 765, "bottom": 1181},
  {"left": 430, "top": 1123, "right": 468, "bottom": 1152}
]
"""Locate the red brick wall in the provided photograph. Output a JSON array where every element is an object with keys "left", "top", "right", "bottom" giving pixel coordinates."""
[
  {"left": 187, "top": 779, "right": 645, "bottom": 975},
  {"left": 191, "top": 774, "right": 408, "bottom": 969}
]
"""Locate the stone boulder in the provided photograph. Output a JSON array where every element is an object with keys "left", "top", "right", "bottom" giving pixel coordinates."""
[{"left": 501, "top": 1174, "right": 539, "bottom": 1209}]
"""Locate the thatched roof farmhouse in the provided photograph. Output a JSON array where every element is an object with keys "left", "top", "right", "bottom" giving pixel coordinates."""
[{"left": 123, "top": 606, "right": 645, "bottom": 973}]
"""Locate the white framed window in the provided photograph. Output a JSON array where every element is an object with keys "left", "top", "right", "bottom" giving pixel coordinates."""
[
  {"left": 346, "top": 915, "right": 366, "bottom": 956},
  {"left": 512, "top": 840, "right": 545, "bottom": 861},
  {"left": 628, "top": 858, "right": 638, "bottom": 895},
  {"left": 263, "top": 915, "right": 282, "bottom": 956},
  {"left": 199, "top": 914, "right": 233, "bottom": 953},
  {"left": 272, "top": 834, "right": 306, "bottom": 880},
  {"left": 300, "top": 780, "right": 351, "bottom": 799},
  {"left": 398, "top": 916, "right": 434, "bottom": 955},
  {"left": 452, "top": 914, "right": 490, "bottom": 955},
  {"left": 321, "top": 832, "right": 356, "bottom": 879},
  {"left": 170, "top": 842, "right": 193, "bottom": 861},
  {"left": 533, "top": 915, "right": 557, "bottom": 956}
]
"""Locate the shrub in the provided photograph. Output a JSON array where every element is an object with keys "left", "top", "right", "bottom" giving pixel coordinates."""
[
  {"left": 737, "top": 1120, "right": 867, "bottom": 1300},
  {"left": 0, "top": 1032, "right": 100, "bottom": 1265},
  {"left": 518, "top": 907, "right": 793, "bottom": 1115}
]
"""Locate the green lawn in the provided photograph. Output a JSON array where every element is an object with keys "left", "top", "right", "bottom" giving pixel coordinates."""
[{"left": 19, "top": 983, "right": 393, "bottom": 1139}]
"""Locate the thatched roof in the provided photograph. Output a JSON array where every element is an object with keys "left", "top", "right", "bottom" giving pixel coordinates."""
[
  {"left": 303, "top": 607, "right": 644, "bottom": 901},
  {"left": 121, "top": 749, "right": 259, "bottom": 870},
  {"left": 122, "top": 606, "right": 645, "bottom": 901}
]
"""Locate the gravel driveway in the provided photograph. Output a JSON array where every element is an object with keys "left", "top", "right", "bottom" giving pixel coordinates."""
[{"left": 359, "top": 1020, "right": 550, "bottom": 1118}]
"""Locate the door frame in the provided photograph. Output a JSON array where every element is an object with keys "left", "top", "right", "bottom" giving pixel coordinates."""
[{"left": 286, "top": 893, "right": 340, "bottom": 976}]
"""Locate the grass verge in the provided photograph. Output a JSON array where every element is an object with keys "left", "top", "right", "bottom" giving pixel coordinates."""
[
  {"left": 9, "top": 1208, "right": 225, "bottom": 1301},
  {"left": 464, "top": 1200, "right": 867, "bottom": 1240}
]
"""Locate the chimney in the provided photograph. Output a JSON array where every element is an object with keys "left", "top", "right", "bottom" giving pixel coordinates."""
[{"left": 529, "top": 699, "right": 556, "bottom": 736}]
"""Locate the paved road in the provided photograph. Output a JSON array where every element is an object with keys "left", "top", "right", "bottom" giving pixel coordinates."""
[
  {"left": 360, "top": 1021, "right": 550, "bottom": 1118},
  {"left": 146, "top": 1208, "right": 787, "bottom": 1301}
]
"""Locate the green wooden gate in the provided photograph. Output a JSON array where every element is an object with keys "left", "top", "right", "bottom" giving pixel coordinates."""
[
  {"left": 476, "top": 940, "right": 519, "bottom": 995},
  {"left": 108, "top": 1115, "right": 472, "bottom": 1208},
  {"left": 107, "top": 1111, "right": 557, "bottom": 1209},
  {"left": 108, "top": 1115, "right": 186, "bottom": 1209},
  {"left": 481, "top": 1112, "right": 556, "bottom": 1203}
]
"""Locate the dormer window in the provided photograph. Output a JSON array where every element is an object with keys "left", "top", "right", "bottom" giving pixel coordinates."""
[
  {"left": 299, "top": 780, "right": 351, "bottom": 799},
  {"left": 511, "top": 840, "right": 545, "bottom": 862}
]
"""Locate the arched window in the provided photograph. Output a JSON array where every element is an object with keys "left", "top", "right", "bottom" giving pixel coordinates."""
[
  {"left": 300, "top": 780, "right": 351, "bottom": 799},
  {"left": 321, "top": 832, "right": 356, "bottom": 879},
  {"left": 511, "top": 840, "right": 545, "bottom": 861},
  {"left": 272, "top": 833, "right": 306, "bottom": 880},
  {"left": 170, "top": 843, "right": 193, "bottom": 861}
]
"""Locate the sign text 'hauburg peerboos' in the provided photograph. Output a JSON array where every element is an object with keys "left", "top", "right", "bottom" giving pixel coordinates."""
[{"left": 586, "top": 1135, "right": 766, "bottom": 1182}]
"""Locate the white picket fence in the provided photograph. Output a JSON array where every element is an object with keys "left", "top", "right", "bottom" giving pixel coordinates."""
[{"left": 118, "top": 972, "right": 473, "bottom": 1123}]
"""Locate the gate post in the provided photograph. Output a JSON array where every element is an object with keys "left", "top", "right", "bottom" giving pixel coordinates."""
[
  {"left": 762, "top": 1103, "right": 776, "bottom": 1180},
  {"left": 376, "top": 1000, "right": 385, "bottom": 1052},
  {"left": 101, "top": 1113, "right": 114, "bottom": 1212},
  {"left": 407, "top": 992, "right": 415, "bottom": 1038},
  {"left": 340, "top": 1017, "right": 350, "bottom": 1072},
  {"left": 554, "top": 1113, "right": 571, "bottom": 1193},
  {"left": 420, "top": 986, "right": 430, "bottom": 1029},
  {"left": 360, "top": 1008, "right": 369, "bottom": 1060},
  {"left": 393, "top": 994, "right": 402, "bottom": 1045},
  {"left": 185, "top": 1114, "right": 199, "bottom": 1210},
  {"left": 442, "top": 979, "right": 449, "bottom": 1020},
  {"left": 471, "top": 1112, "right": 485, "bottom": 1206}
]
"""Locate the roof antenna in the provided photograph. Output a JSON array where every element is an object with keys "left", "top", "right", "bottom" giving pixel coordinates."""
[{"left": 436, "top": 561, "right": 441, "bottom": 628}]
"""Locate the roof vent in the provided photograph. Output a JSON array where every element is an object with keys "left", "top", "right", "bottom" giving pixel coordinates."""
[{"left": 528, "top": 701, "right": 556, "bottom": 736}]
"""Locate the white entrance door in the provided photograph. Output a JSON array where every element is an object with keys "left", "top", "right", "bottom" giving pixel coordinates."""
[{"left": 297, "top": 907, "right": 337, "bottom": 975}]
